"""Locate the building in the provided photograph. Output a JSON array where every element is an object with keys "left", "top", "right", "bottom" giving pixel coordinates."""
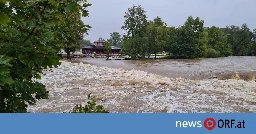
[
  {"left": 58, "top": 49, "right": 83, "bottom": 58},
  {"left": 82, "top": 40, "right": 122, "bottom": 56}
]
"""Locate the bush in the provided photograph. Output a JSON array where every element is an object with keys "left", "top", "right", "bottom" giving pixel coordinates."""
[
  {"left": 71, "top": 94, "right": 109, "bottom": 113},
  {"left": 206, "top": 48, "right": 220, "bottom": 58}
]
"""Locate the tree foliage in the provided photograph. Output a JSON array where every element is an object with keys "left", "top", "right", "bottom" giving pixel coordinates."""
[
  {"left": 206, "top": 26, "right": 232, "bottom": 57},
  {"left": 120, "top": 5, "right": 256, "bottom": 59},
  {"left": 249, "top": 29, "right": 256, "bottom": 56},
  {"left": 145, "top": 16, "right": 168, "bottom": 59},
  {"left": 121, "top": 5, "right": 148, "bottom": 59},
  {"left": 170, "top": 16, "right": 207, "bottom": 58},
  {"left": 103, "top": 41, "right": 111, "bottom": 60},
  {"left": 0, "top": 0, "right": 91, "bottom": 112},
  {"left": 164, "top": 26, "right": 177, "bottom": 56},
  {"left": 62, "top": 12, "right": 90, "bottom": 59},
  {"left": 71, "top": 94, "right": 109, "bottom": 113},
  {"left": 222, "top": 24, "right": 254, "bottom": 56},
  {"left": 108, "top": 32, "right": 122, "bottom": 48},
  {"left": 80, "top": 39, "right": 93, "bottom": 46}
]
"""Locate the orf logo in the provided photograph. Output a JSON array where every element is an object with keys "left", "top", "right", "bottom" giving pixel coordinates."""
[{"left": 204, "top": 118, "right": 216, "bottom": 130}]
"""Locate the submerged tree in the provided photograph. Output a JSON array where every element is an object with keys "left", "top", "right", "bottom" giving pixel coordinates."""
[
  {"left": 206, "top": 26, "right": 232, "bottom": 57},
  {"left": 171, "top": 16, "right": 207, "bottom": 58},
  {"left": 121, "top": 5, "right": 148, "bottom": 59},
  {"left": 146, "top": 16, "right": 168, "bottom": 59},
  {"left": 103, "top": 41, "right": 112, "bottom": 60},
  {"left": 164, "top": 26, "right": 177, "bottom": 57},
  {"left": 222, "top": 24, "right": 253, "bottom": 56},
  {"left": 248, "top": 29, "right": 256, "bottom": 56}
]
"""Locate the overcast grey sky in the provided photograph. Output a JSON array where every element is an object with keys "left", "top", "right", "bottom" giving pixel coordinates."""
[{"left": 81, "top": 0, "right": 256, "bottom": 41}]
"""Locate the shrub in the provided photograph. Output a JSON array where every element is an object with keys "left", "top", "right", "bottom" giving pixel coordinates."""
[
  {"left": 71, "top": 94, "right": 109, "bottom": 113},
  {"left": 206, "top": 48, "right": 220, "bottom": 58}
]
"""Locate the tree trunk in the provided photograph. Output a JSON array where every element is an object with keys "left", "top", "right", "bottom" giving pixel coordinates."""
[
  {"left": 154, "top": 53, "right": 157, "bottom": 59},
  {"left": 67, "top": 51, "right": 71, "bottom": 59},
  {"left": 106, "top": 53, "right": 110, "bottom": 60}
]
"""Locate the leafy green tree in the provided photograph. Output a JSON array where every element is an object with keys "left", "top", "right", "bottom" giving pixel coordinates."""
[
  {"left": 108, "top": 32, "right": 122, "bottom": 48},
  {"left": 103, "top": 41, "right": 112, "bottom": 60},
  {"left": 0, "top": 0, "right": 91, "bottom": 112},
  {"left": 234, "top": 24, "right": 253, "bottom": 56},
  {"left": 121, "top": 5, "right": 148, "bottom": 59},
  {"left": 221, "top": 25, "right": 239, "bottom": 50},
  {"left": 62, "top": 12, "right": 89, "bottom": 59},
  {"left": 222, "top": 24, "right": 253, "bottom": 56},
  {"left": 164, "top": 26, "right": 177, "bottom": 57},
  {"left": 206, "top": 48, "right": 220, "bottom": 58},
  {"left": 248, "top": 29, "right": 256, "bottom": 56},
  {"left": 172, "top": 26, "right": 197, "bottom": 58},
  {"left": 206, "top": 26, "right": 232, "bottom": 57},
  {"left": 146, "top": 16, "right": 168, "bottom": 59},
  {"left": 80, "top": 39, "right": 93, "bottom": 46},
  {"left": 171, "top": 16, "right": 207, "bottom": 58}
]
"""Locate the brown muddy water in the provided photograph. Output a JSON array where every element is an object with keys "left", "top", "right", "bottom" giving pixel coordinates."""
[
  {"left": 28, "top": 58, "right": 256, "bottom": 113},
  {"left": 78, "top": 56, "right": 256, "bottom": 80}
]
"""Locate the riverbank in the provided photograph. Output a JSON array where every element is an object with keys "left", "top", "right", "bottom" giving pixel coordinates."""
[
  {"left": 78, "top": 56, "right": 256, "bottom": 80},
  {"left": 28, "top": 60, "right": 256, "bottom": 113}
]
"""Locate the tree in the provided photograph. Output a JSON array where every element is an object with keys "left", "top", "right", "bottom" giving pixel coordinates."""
[
  {"left": 206, "top": 26, "right": 232, "bottom": 57},
  {"left": 146, "top": 16, "right": 168, "bottom": 59},
  {"left": 164, "top": 26, "right": 177, "bottom": 57},
  {"left": 170, "top": 16, "right": 207, "bottom": 58},
  {"left": 234, "top": 24, "right": 253, "bottom": 56},
  {"left": 248, "top": 29, "right": 256, "bottom": 56},
  {"left": 0, "top": 0, "right": 91, "bottom": 112},
  {"left": 172, "top": 25, "right": 197, "bottom": 58},
  {"left": 80, "top": 39, "right": 93, "bottom": 46},
  {"left": 221, "top": 25, "right": 238, "bottom": 56},
  {"left": 121, "top": 5, "right": 148, "bottom": 59},
  {"left": 62, "top": 12, "right": 89, "bottom": 59},
  {"left": 108, "top": 32, "right": 122, "bottom": 48},
  {"left": 103, "top": 41, "right": 112, "bottom": 60},
  {"left": 222, "top": 24, "right": 253, "bottom": 56}
]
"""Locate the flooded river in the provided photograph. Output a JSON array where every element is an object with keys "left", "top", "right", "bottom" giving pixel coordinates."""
[
  {"left": 80, "top": 56, "right": 256, "bottom": 80},
  {"left": 28, "top": 58, "right": 256, "bottom": 113}
]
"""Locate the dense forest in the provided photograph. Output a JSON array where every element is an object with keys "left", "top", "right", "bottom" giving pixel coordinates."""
[{"left": 121, "top": 5, "right": 256, "bottom": 59}]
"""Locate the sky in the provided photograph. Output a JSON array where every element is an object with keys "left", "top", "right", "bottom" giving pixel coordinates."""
[{"left": 81, "top": 0, "right": 256, "bottom": 42}]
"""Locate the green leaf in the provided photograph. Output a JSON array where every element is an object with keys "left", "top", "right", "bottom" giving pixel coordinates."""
[
  {"left": 0, "top": 12, "right": 10, "bottom": 27},
  {"left": 48, "top": 0, "right": 56, "bottom": 5},
  {"left": 65, "top": 2, "right": 79, "bottom": 12}
]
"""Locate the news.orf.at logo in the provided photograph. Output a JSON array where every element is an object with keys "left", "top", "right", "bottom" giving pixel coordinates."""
[{"left": 176, "top": 117, "right": 246, "bottom": 130}]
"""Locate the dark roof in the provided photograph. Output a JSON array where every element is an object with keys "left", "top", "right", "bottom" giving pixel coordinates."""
[
  {"left": 82, "top": 45, "right": 93, "bottom": 49},
  {"left": 95, "top": 46, "right": 103, "bottom": 49},
  {"left": 94, "top": 40, "right": 105, "bottom": 43},
  {"left": 111, "top": 46, "right": 121, "bottom": 50},
  {"left": 82, "top": 45, "right": 121, "bottom": 50}
]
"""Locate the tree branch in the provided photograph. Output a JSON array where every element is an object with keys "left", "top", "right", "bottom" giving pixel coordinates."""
[
  {"left": 23, "top": 1, "right": 47, "bottom": 43},
  {"left": 23, "top": 24, "right": 38, "bottom": 43}
]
